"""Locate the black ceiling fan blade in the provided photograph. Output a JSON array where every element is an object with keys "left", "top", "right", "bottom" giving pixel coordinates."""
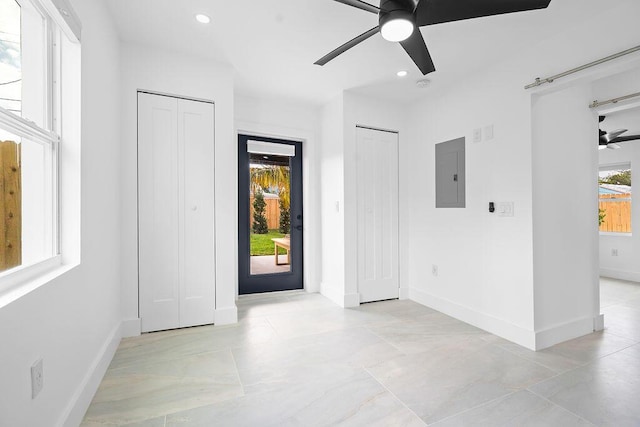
[
  {"left": 610, "top": 135, "right": 640, "bottom": 144},
  {"left": 604, "top": 129, "right": 628, "bottom": 143},
  {"left": 399, "top": 29, "right": 436, "bottom": 75},
  {"left": 333, "top": 0, "right": 379, "bottom": 14},
  {"left": 315, "top": 26, "right": 379, "bottom": 66},
  {"left": 415, "top": 0, "right": 551, "bottom": 27}
]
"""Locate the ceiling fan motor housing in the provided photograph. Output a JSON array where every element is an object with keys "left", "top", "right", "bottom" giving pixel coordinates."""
[{"left": 379, "top": 0, "right": 416, "bottom": 21}]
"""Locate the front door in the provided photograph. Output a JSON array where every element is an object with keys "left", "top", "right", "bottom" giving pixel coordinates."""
[{"left": 238, "top": 134, "right": 303, "bottom": 294}]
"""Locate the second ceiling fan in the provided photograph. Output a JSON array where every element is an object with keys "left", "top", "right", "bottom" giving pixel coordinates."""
[{"left": 315, "top": 0, "right": 552, "bottom": 75}]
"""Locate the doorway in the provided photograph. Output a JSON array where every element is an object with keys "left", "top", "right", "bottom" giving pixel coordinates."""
[{"left": 238, "top": 134, "right": 303, "bottom": 294}]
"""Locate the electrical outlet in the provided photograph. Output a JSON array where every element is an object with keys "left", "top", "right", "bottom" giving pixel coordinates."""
[
  {"left": 432, "top": 265, "right": 438, "bottom": 277},
  {"left": 31, "top": 358, "right": 43, "bottom": 399},
  {"left": 612, "top": 249, "right": 618, "bottom": 256}
]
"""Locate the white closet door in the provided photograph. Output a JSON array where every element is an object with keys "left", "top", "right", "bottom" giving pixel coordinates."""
[
  {"left": 178, "top": 99, "right": 215, "bottom": 328},
  {"left": 138, "top": 93, "right": 180, "bottom": 332},
  {"left": 356, "top": 127, "right": 399, "bottom": 303},
  {"left": 138, "top": 93, "right": 215, "bottom": 332}
]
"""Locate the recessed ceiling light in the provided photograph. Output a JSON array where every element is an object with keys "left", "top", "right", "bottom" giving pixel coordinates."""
[
  {"left": 195, "top": 14, "right": 211, "bottom": 24},
  {"left": 397, "top": 70, "right": 408, "bottom": 77}
]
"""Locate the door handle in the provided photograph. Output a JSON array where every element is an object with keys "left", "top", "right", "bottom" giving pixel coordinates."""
[{"left": 295, "top": 225, "right": 303, "bottom": 231}]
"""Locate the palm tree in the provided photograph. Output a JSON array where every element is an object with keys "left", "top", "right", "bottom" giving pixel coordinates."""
[{"left": 250, "top": 165, "right": 290, "bottom": 209}]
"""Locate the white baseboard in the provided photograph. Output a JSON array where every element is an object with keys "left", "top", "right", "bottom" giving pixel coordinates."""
[
  {"left": 320, "top": 281, "right": 345, "bottom": 307},
  {"left": 215, "top": 305, "right": 238, "bottom": 325},
  {"left": 594, "top": 313, "right": 605, "bottom": 331},
  {"left": 60, "top": 322, "right": 122, "bottom": 427},
  {"left": 344, "top": 293, "right": 360, "bottom": 308},
  {"left": 121, "top": 318, "right": 141, "bottom": 337},
  {"left": 600, "top": 269, "right": 640, "bottom": 283},
  {"left": 409, "top": 287, "right": 536, "bottom": 350},
  {"left": 399, "top": 287, "right": 410, "bottom": 300},
  {"left": 534, "top": 316, "right": 597, "bottom": 350}
]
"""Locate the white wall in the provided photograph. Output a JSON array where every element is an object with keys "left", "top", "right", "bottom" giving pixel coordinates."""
[
  {"left": 119, "top": 43, "right": 237, "bottom": 332},
  {"left": 405, "top": 63, "right": 537, "bottom": 348},
  {"left": 234, "top": 95, "right": 322, "bottom": 293},
  {"left": 319, "top": 95, "right": 345, "bottom": 305},
  {"left": 403, "top": 1, "right": 640, "bottom": 350},
  {"left": 532, "top": 84, "right": 600, "bottom": 349},
  {"left": 0, "top": 0, "right": 122, "bottom": 425}
]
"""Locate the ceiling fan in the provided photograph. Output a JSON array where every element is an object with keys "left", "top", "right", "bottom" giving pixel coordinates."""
[
  {"left": 599, "top": 115, "right": 640, "bottom": 150},
  {"left": 315, "top": 0, "right": 552, "bottom": 75}
]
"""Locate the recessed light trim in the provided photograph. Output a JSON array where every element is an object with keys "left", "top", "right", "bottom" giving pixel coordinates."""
[
  {"left": 397, "top": 70, "right": 408, "bottom": 77},
  {"left": 195, "top": 14, "right": 211, "bottom": 24}
]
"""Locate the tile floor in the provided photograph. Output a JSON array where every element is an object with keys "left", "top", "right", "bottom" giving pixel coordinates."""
[{"left": 81, "top": 277, "right": 640, "bottom": 426}]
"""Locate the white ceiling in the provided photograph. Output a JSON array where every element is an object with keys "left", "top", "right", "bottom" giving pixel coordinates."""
[
  {"left": 105, "top": 0, "right": 631, "bottom": 106},
  {"left": 602, "top": 106, "right": 640, "bottom": 138}
]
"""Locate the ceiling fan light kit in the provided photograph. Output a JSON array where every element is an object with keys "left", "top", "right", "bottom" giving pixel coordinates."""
[
  {"left": 379, "top": 9, "right": 414, "bottom": 42},
  {"left": 316, "top": 0, "right": 552, "bottom": 75}
]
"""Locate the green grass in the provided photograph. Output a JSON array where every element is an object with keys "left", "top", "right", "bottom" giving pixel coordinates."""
[{"left": 250, "top": 230, "right": 288, "bottom": 256}]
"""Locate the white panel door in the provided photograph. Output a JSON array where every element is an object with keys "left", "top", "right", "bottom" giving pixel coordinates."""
[
  {"left": 178, "top": 99, "right": 215, "bottom": 328},
  {"left": 138, "top": 93, "right": 180, "bottom": 332},
  {"left": 356, "top": 127, "right": 399, "bottom": 303},
  {"left": 138, "top": 93, "right": 215, "bottom": 332}
]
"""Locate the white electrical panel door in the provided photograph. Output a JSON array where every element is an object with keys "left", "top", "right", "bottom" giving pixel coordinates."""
[
  {"left": 356, "top": 127, "right": 399, "bottom": 303},
  {"left": 138, "top": 93, "right": 215, "bottom": 332}
]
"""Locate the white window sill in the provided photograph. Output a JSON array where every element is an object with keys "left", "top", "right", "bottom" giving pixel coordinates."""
[
  {"left": 0, "top": 256, "right": 78, "bottom": 309},
  {"left": 599, "top": 232, "right": 633, "bottom": 237}
]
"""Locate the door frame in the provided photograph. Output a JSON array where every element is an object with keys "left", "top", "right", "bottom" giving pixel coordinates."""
[{"left": 237, "top": 133, "right": 304, "bottom": 294}]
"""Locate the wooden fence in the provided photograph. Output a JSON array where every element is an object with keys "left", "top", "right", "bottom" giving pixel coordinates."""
[
  {"left": 0, "top": 140, "right": 21, "bottom": 271},
  {"left": 599, "top": 193, "right": 632, "bottom": 233},
  {"left": 249, "top": 196, "right": 281, "bottom": 230}
]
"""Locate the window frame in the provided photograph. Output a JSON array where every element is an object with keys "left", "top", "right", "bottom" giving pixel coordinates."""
[
  {"left": 598, "top": 163, "right": 632, "bottom": 235},
  {"left": 0, "top": 0, "right": 71, "bottom": 293}
]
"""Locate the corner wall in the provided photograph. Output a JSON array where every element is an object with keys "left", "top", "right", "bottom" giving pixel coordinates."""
[{"left": 403, "top": 0, "right": 640, "bottom": 350}]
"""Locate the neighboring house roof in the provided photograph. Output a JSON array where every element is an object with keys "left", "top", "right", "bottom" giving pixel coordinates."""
[{"left": 599, "top": 184, "right": 632, "bottom": 195}]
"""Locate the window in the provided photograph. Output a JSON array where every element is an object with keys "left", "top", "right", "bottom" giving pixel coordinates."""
[
  {"left": 599, "top": 164, "right": 632, "bottom": 233},
  {"left": 0, "top": 0, "right": 79, "bottom": 278}
]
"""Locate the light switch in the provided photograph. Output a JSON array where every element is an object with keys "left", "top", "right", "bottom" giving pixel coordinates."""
[{"left": 484, "top": 125, "right": 494, "bottom": 140}]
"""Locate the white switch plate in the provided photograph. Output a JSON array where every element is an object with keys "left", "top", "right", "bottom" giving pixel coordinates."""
[
  {"left": 612, "top": 248, "right": 618, "bottom": 256},
  {"left": 473, "top": 128, "right": 482, "bottom": 143},
  {"left": 484, "top": 125, "right": 494, "bottom": 140},
  {"left": 497, "top": 202, "right": 514, "bottom": 217},
  {"left": 432, "top": 265, "right": 438, "bottom": 276}
]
